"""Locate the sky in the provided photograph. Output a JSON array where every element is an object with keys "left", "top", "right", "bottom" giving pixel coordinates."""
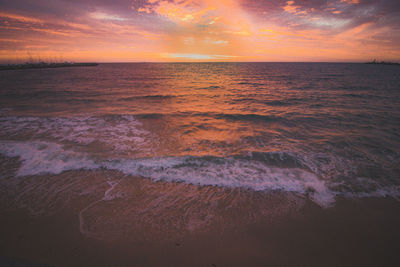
[{"left": 0, "top": 0, "right": 399, "bottom": 62}]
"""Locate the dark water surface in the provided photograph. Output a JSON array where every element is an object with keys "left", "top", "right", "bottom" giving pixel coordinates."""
[{"left": 0, "top": 63, "right": 399, "bottom": 233}]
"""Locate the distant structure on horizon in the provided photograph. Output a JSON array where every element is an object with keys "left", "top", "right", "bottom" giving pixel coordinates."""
[
  {"left": 0, "top": 62, "right": 98, "bottom": 71},
  {"left": 366, "top": 59, "right": 400, "bottom": 65}
]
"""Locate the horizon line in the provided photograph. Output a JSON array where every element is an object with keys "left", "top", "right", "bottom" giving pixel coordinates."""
[{"left": 2, "top": 60, "right": 399, "bottom": 64}]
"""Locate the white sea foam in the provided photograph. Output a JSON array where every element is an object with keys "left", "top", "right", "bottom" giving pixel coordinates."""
[
  {"left": 0, "top": 140, "right": 335, "bottom": 207},
  {"left": 0, "top": 141, "right": 99, "bottom": 176},
  {"left": 2, "top": 140, "right": 399, "bottom": 208},
  {"left": 0, "top": 115, "right": 155, "bottom": 156},
  {"left": 103, "top": 156, "right": 335, "bottom": 207}
]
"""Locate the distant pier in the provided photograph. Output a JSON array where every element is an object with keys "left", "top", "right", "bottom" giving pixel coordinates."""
[
  {"left": 0, "top": 62, "right": 98, "bottom": 71},
  {"left": 365, "top": 59, "right": 400, "bottom": 65}
]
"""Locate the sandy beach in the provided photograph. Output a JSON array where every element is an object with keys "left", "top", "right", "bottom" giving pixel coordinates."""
[{"left": 1, "top": 174, "right": 399, "bottom": 266}]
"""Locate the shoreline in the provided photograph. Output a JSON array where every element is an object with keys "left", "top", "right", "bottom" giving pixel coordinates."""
[{"left": 1, "top": 185, "right": 399, "bottom": 266}]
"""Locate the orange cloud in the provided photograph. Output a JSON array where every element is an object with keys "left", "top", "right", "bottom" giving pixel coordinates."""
[
  {"left": 0, "top": 12, "right": 44, "bottom": 24},
  {"left": 340, "top": 0, "right": 360, "bottom": 4},
  {"left": 283, "top": 1, "right": 307, "bottom": 15},
  {"left": 0, "top": 0, "right": 399, "bottom": 62}
]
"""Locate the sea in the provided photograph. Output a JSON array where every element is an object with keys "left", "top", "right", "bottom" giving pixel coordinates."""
[{"left": 0, "top": 63, "right": 399, "bottom": 239}]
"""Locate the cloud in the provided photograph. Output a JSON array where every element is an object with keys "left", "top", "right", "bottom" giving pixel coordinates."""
[
  {"left": 283, "top": 1, "right": 308, "bottom": 15},
  {"left": 340, "top": 0, "right": 360, "bottom": 4},
  {"left": 90, "top": 12, "right": 128, "bottom": 21},
  {"left": 0, "top": 0, "right": 399, "bottom": 62},
  {"left": 164, "top": 53, "right": 238, "bottom": 60}
]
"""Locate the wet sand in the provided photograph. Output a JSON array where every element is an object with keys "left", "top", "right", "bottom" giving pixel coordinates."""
[{"left": 1, "top": 192, "right": 400, "bottom": 266}]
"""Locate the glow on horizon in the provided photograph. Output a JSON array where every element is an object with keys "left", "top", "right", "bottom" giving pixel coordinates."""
[
  {"left": 0, "top": 0, "right": 399, "bottom": 62},
  {"left": 166, "top": 53, "right": 238, "bottom": 60}
]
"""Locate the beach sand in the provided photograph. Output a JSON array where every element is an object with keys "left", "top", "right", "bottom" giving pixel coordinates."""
[{"left": 1, "top": 174, "right": 400, "bottom": 266}]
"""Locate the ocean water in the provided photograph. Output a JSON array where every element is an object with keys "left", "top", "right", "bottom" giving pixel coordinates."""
[{"left": 0, "top": 63, "right": 399, "bottom": 237}]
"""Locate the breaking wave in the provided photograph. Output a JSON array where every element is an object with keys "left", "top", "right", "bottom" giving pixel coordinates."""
[{"left": 3, "top": 139, "right": 393, "bottom": 208}]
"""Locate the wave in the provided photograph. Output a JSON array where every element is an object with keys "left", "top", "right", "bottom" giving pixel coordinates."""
[
  {"left": 237, "top": 82, "right": 265, "bottom": 86},
  {"left": 1, "top": 140, "right": 399, "bottom": 207},
  {"left": 230, "top": 98, "right": 298, "bottom": 106},
  {"left": 102, "top": 156, "right": 335, "bottom": 207},
  {"left": 0, "top": 141, "right": 98, "bottom": 176},
  {"left": 199, "top": 86, "right": 221, "bottom": 90},
  {"left": 0, "top": 140, "right": 331, "bottom": 207},
  {"left": 0, "top": 112, "right": 290, "bottom": 124},
  {"left": 0, "top": 115, "right": 154, "bottom": 156},
  {"left": 341, "top": 93, "right": 387, "bottom": 99},
  {"left": 2, "top": 90, "right": 110, "bottom": 99},
  {"left": 212, "top": 113, "right": 285, "bottom": 123},
  {"left": 133, "top": 112, "right": 286, "bottom": 123},
  {"left": 263, "top": 100, "right": 293, "bottom": 106},
  {"left": 119, "top": 94, "right": 177, "bottom": 101}
]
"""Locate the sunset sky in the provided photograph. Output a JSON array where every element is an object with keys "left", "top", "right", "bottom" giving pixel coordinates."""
[{"left": 1, "top": 0, "right": 399, "bottom": 62}]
